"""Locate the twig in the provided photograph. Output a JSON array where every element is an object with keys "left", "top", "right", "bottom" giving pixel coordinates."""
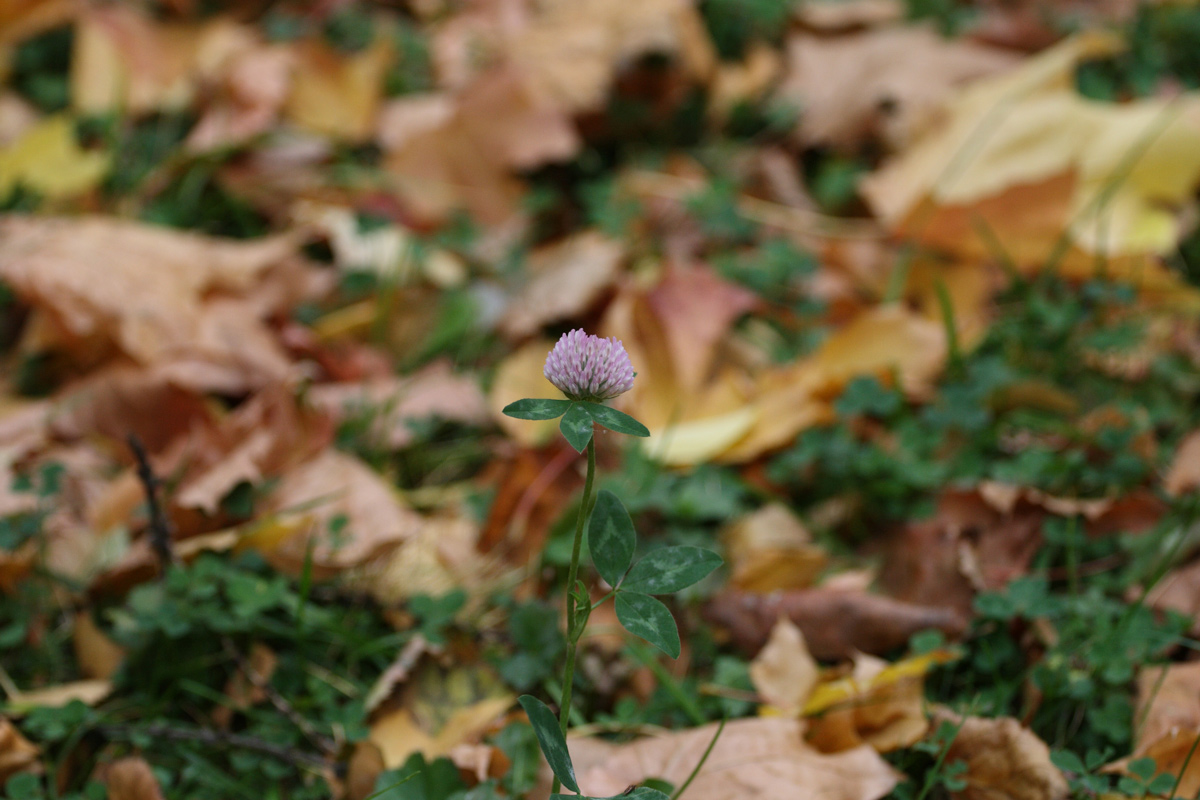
[
  {"left": 220, "top": 637, "right": 338, "bottom": 756},
  {"left": 127, "top": 434, "right": 176, "bottom": 572},
  {"left": 98, "top": 722, "right": 331, "bottom": 770}
]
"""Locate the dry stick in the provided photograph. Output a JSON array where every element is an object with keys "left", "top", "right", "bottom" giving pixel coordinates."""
[
  {"left": 98, "top": 722, "right": 331, "bottom": 770},
  {"left": 127, "top": 434, "right": 176, "bottom": 572},
  {"left": 219, "top": 637, "right": 338, "bottom": 757}
]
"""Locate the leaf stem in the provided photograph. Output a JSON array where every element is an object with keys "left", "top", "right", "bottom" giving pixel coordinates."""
[{"left": 552, "top": 435, "right": 597, "bottom": 795}]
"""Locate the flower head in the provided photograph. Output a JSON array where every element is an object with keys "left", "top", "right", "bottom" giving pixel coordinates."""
[{"left": 544, "top": 329, "right": 635, "bottom": 402}]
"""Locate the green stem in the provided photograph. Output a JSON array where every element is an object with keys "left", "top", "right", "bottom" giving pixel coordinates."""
[{"left": 552, "top": 436, "right": 597, "bottom": 795}]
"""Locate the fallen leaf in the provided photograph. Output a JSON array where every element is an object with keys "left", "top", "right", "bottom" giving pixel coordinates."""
[
  {"left": 704, "top": 588, "right": 966, "bottom": 660},
  {"left": 0, "top": 114, "right": 110, "bottom": 199},
  {"left": 500, "top": 231, "right": 625, "bottom": 339},
  {"left": 212, "top": 642, "right": 278, "bottom": 728},
  {"left": 570, "top": 717, "right": 900, "bottom": 800},
  {"left": 862, "top": 31, "right": 1200, "bottom": 297},
  {"left": 0, "top": 216, "right": 299, "bottom": 375},
  {"left": 6, "top": 679, "right": 113, "bottom": 713},
  {"left": 721, "top": 504, "right": 827, "bottom": 592},
  {"left": 99, "top": 756, "right": 165, "bottom": 800},
  {"left": 488, "top": 338, "right": 563, "bottom": 448},
  {"left": 72, "top": 612, "right": 125, "bottom": 681},
  {"left": 0, "top": 716, "right": 40, "bottom": 782},
  {"left": 709, "top": 43, "right": 781, "bottom": 121},
  {"left": 777, "top": 25, "right": 1017, "bottom": 149},
  {"left": 934, "top": 710, "right": 1068, "bottom": 800},
  {"left": 251, "top": 449, "right": 422, "bottom": 578},
  {"left": 285, "top": 34, "right": 391, "bottom": 142},
  {"left": 186, "top": 43, "right": 294, "bottom": 152},
  {"left": 369, "top": 663, "right": 512, "bottom": 769},
  {"left": 308, "top": 360, "right": 489, "bottom": 450},
  {"left": 749, "top": 617, "right": 820, "bottom": 716},
  {"left": 795, "top": 0, "right": 904, "bottom": 30},
  {"left": 1166, "top": 430, "right": 1200, "bottom": 497},
  {"left": 806, "top": 651, "right": 950, "bottom": 753}
]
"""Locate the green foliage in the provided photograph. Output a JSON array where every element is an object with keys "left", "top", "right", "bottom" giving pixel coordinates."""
[
  {"left": 10, "top": 26, "right": 72, "bottom": 112},
  {"left": 699, "top": 0, "right": 792, "bottom": 60}
]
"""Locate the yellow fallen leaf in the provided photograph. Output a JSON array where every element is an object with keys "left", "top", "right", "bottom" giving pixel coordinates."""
[
  {"left": 805, "top": 650, "right": 958, "bottom": 715},
  {"left": 287, "top": 35, "right": 392, "bottom": 142},
  {"left": 0, "top": 115, "right": 109, "bottom": 199},
  {"left": 644, "top": 406, "right": 758, "bottom": 467},
  {"left": 863, "top": 31, "right": 1200, "bottom": 294}
]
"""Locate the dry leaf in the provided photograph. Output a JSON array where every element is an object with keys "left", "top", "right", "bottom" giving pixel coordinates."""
[
  {"left": 705, "top": 587, "right": 966, "bottom": 660},
  {"left": 1110, "top": 662, "right": 1200, "bottom": 798},
  {"left": 186, "top": 43, "right": 294, "bottom": 152},
  {"left": 285, "top": 35, "right": 391, "bottom": 142},
  {"left": 862, "top": 31, "right": 1200, "bottom": 298},
  {"left": 570, "top": 717, "right": 900, "bottom": 800},
  {"left": 488, "top": 338, "right": 562, "bottom": 448},
  {"left": 251, "top": 449, "right": 421, "bottom": 578},
  {"left": 72, "top": 612, "right": 125, "bottom": 681},
  {"left": 0, "top": 216, "right": 298, "bottom": 374},
  {"left": 500, "top": 231, "right": 625, "bottom": 339},
  {"left": 778, "top": 25, "right": 1017, "bottom": 149},
  {"left": 749, "top": 617, "right": 819, "bottom": 716},
  {"left": 935, "top": 711, "right": 1068, "bottom": 800},
  {"left": 0, "top": 114, "right": 110, "bottom": 198},
  {"left": 6, "top": 679, "right": 112, "bottom": 713},
  {"left": 0, "top": 716, "right": 40, "bottom": 782},
  {"left": 212, "top": 643, "right": 278, "bottom": 728},
  {"left": 308, "top": 361, "right": 489, "bottom": 450},
  {"left": 722, "top": 504, "right": 827, "bottom": 592},
  {"left": 1166, "top": 430, "right": 1200, "bottom": 496},
  {"left": 100, "top": 756, "right": 165, "bottom": 800},
  {"left": 795, "top": 0, "right": 904, "bottom": 30},
  {"left": 805, "top": 651, "right": 953, "bottom": 754}
]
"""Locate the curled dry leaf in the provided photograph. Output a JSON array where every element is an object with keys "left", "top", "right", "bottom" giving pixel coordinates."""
[
  {"left": 570, "top": 717, "right": 901, "bottom": 800},
  {"left": 749, "top": 617, "right": 820, "bottom": 716},
  {"left": 6, "top": 679, "right": 113, "bottom": 713},
  {"left": 704, "top": 587, "right": 966, "bottom": 660},
  {"left": 0, "top": 716, "right": 40, "bottom": 782},
  {"left": 777, "top": 25, "right": 1017, "bottom": 149},
  {"left": 933, "top": 710, "right": 1068, "bottom": 800}
]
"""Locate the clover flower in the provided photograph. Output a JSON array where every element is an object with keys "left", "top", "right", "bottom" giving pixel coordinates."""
[{"left": 543, "top": 329, "right": 635, "bottom": 402}]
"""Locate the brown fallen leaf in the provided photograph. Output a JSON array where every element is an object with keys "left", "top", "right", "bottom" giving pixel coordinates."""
[
  {"left": 0, "top": 715, "right": 40, "bottom": 782},
  {"left": 0, "top": 216, "right": 299, "bottom": 380},
  {"left": 704, "top": 587, "right": 966, "bottom": 660},
  {"left": 308, "top": 360, "right": 490, "bottom": 450},
  {"left": 721, "top": 503, "right": 827, "bottom": 593},
  {"left": 98, "top": 756, "right": 165, "bottom": 800},
  {"left": 749, "top": 617, "right": 820, "bottom": 717},
  {"left": 250, "top": 449, "right": 422, "bottom": 578},
  {"left": 795, "top": 0, "right": 904, "bottom": 31},
  {"left": 72, "top": 612, "right": 125, "bottom": 681},
  {"left": 569, "top": 717, "right": 900, "bottom": 800},
  {"left": 777, "top": 25, "right": 1017, "bottom": 149},
  {"left": 500, "top": 231, "right": 625, "bottom": 339},
  {"left": 934, "top": 710, "right": 1068, "bottom": 800},
  {"left": 212, "top": 642, "right": 278, "bottom": 728},
  {"left": 1107, "top": 661, "right": 1200, "bottom": 798},
  {"left": 186, "top": 43, "right": 294, "bottom": 152},
  {"left": 1166, "top": 430, "right": 1200, "bottom": 497}
]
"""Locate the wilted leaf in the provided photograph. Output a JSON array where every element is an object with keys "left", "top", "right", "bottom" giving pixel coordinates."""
[
  {"left": 570, "top": 718, "right": 900, "bottom": 800},
  {"left": 1166, "top": 429, "right": 1200, "bottom": 497}
]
